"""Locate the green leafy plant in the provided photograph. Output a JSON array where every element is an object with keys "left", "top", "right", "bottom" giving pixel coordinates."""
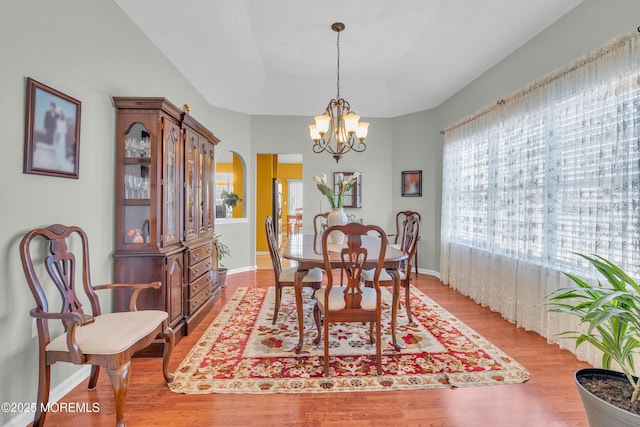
[
  {"left": 545, "top": 253, "right": 640, "bottom": 403},
  {"left": 221, "top": 191, "right": 242, "bottom": 208},
  {"left": 217, "top": 241, "right": 231, "bottom": 269}
]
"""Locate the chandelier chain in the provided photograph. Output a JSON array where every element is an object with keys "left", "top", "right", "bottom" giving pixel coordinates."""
[{"left": 336, "top": 29, "right": 340, "bottom": 99}]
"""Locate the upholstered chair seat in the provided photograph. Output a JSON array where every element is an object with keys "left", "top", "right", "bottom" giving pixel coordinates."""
[{"left": 46, "top": 311, "right": 169, "bottom": 354}]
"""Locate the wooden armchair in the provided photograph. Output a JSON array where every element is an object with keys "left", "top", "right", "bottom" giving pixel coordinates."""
[
  {"left": 313, "top": 223, "right": 388, "bottom": 376},
  {"left": 364, "top": 214, "right": 420, "bottom": 322},
  {"left": 388, "top": 210, "right": 421, "bottom": 279},
  {"left": 265, "top": 216, "right": 323, "bottom": 324},
  {"left": 19, "top": 224, "right": 174, "bottom": 427}
]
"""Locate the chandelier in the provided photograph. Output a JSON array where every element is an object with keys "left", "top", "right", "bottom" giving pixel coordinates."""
[{"left": 309, "top": 22, "right": 369, "bottom": 163}]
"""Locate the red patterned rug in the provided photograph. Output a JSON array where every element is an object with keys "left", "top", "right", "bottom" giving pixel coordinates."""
[{"left": 169, "top": 286, "right": 529, "bottom": 394}]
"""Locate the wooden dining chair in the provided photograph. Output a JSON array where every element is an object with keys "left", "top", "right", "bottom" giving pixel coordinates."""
[
  {"left": 19, "top": 224, "right": 174, "bottom": 427},
  {"left": 313, "top": 212, "right": 329, "bottom": 236},
  {"left": 313, "top": 211, "right": 346, "bottom": 285},
  {"left": 313, "top": 223, "right": 388, "bottom": 376},
  {"left": 388, "top": 210, "right": 421, "bottom": 279},
  {"left": 265, "top": 216, "right": 323, "bottom": 324},
  {"left": 364, "top": 214, "right": 420, "bottom": 323}
]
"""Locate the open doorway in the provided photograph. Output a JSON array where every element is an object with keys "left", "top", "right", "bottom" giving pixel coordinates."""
[{"left": 255, "top": 153, "right": 302, "bottom": 268}]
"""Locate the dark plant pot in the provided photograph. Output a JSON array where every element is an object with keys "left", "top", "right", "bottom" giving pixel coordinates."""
[
  {"left": 218, "top": 267, "right": 228, "bottom": 288},
  {"left": 574, "top": 368, "right": 640, "bottom": 427}
]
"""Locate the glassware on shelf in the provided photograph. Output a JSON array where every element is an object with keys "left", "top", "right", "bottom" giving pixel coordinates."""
[{"left": 124, "top": 129, "right": 151, "bottom": 158}]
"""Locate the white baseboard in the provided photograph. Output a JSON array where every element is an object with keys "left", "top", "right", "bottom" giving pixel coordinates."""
[
  {"left": 228, "top": 266, "right": 254, "bottom": 275},
  {"left": 417, "top": 268, "right": 440, "bottom": 279}
]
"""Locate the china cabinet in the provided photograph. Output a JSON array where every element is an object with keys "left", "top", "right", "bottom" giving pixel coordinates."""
[
  {"left": 181, "top": 113, "right": 220, "bottom": 333},
  {"left": 112, "top": 97, "right": 220, "bottom": 349}
]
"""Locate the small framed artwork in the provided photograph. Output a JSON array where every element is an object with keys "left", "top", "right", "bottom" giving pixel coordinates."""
[
  {"left": 24, "top": 77, "right": 81, "bottom": 178},
  {"left": 402, "top": 170, "right": 422, "bottom": 197}
]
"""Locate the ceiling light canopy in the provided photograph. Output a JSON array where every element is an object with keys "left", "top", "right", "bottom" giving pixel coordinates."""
[{"left": 309, "top": 22, "right": 369, "bottom": 163}]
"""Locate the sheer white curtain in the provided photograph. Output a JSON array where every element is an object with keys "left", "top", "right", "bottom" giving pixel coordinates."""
[{"left": 441, "top": 33, "right": 640, "bottom": 365}]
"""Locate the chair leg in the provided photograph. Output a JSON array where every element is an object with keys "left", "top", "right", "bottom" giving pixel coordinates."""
[
  {"left": 368, "top": 321, "right": 375, "bottom": 344},
  {"left": 159, "top": 327, "right": 175, "bottom": 383},
  {"left": 87, "top": 365, "right": 100, "bottom": 389},
  {"left": 375, "top": 318, "right": 382, "bottom": 376},
  {"left": 312, "top": 301, "right": 322, "bottom": 345},
  {"left": 324, "top": 316, "right": 330, "bottom": 377},
  {"left": 106, "top": 361, "right": 131, "bottom": 427},
  {"left": 404, "top": 282, "right": 413, "bottom": 324},
  {"left": 272, "top": 285, "right": 283, "bottom": 325},
  {"left": 33, "top": 359, "right": 50, "bottom": 427}
]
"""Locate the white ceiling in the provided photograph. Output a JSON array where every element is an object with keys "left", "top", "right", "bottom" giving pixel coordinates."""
[{"left": 113, "top": 0, "right": 582, "bottom": 118}]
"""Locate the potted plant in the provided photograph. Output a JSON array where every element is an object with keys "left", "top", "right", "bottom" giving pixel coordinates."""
[
  {"left": 545, "top": 253, "right": 640, "bottom": 425},
  {"left": 217, "top": 240, "right": 231, "bottom": 287},
  {"left": 221, "top": 191, "right": 242, "bottom": 218}
]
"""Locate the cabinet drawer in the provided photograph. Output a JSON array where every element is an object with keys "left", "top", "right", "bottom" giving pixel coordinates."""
[
  {"left": 188, "top": 271, "right": 212, "bottom": 299},
  {"left": 187, "top": 242, "right": 213, "bottom": 267},
  {"left": 188, "top": 282, "right": 213, "bottom": 314},
  {"left": 188, "top": 257, "right": 212, "bottom": 282}
]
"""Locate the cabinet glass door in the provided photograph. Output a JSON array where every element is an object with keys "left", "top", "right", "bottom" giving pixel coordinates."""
[
  {"left": 163, "top": 120, "right": 181, "bottom": 247},
  {"left": 203, "top": 142, "right": 215, "bottom": 231},
  {"left": 197, "top": 140, "right": 207, "bottom": 235},
  {"left": 184, "top": 131, "right": 198, "bottom": 240},
  {"left": 122, "top": 122, "right": 151, "bottom": 246}
]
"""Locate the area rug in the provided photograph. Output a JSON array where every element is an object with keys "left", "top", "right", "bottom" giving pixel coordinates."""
[{"left": 169, "top": 285, "right": 529, "bottom": 394}]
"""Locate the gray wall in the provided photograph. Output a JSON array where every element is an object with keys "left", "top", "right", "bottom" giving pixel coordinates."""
[{"left": 0, "top": 0, "right": 637, "bottom": 424}]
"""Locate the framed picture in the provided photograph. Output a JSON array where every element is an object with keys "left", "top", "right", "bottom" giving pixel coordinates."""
[
  {"left": 24, "top": 78, "right": 81, "bottom": 178},
  {"left": 334, "top": 171, "right": 362, "bottom": 208},
  {"left": 402, "top": 170, "right": 422, "bottom": 197}
]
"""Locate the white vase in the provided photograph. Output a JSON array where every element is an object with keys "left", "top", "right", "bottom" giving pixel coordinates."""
[{"left": 327, "top": 208, "right": 348, "bottom": 244}]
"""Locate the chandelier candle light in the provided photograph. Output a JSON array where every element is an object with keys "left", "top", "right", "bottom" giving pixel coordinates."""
[{"left": 309, "top": 22, "right": 369, "bottom": 163}]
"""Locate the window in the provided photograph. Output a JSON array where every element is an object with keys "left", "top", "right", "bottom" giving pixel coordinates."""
[
  {"left": 288, "top": 180, "right": 303, "bottom": 214},
  {"left": 440, "top": 34, "right": 640, "bottom": 361},
  {"left": 442, "top": 39, "right": 640, "bottom": 277}
]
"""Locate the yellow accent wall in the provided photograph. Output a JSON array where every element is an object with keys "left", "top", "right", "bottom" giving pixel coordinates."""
[
  {"left": 232, "top": 154, "right": 244, "bottom": 218},
  {"left": 256, "top": 154, "right": 278, "bottom": 251}
]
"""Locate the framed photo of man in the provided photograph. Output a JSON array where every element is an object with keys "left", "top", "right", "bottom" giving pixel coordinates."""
[
  {"left": 402, "top": 170, "right": 422, "bottom": 197},
  {"left": 23, "top": 78, "right": 81, "bottom": 178}
]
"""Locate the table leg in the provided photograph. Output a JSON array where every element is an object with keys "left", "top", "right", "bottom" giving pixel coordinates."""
[
  {"left": 389, "top": 268, "right": 402, "bottom": 351},
  {"left": 294, "top": 270, "right": 305, "bottom": 353}
]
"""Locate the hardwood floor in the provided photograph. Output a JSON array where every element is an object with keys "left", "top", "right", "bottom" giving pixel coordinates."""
[{"left": 39, "top": 270, "right": 591, "bottom": 427}]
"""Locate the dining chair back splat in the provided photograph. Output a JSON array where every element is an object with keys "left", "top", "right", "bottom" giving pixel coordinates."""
[
  {"left": 314, "top": 211, "right": 346, "bottom": 285},
  {"left": 19, "top": 224, "right": 174, "bottom": 427},
  {"left": 313, "top": 222, "right": 388, "bottom": 376},
  {"left": 364, "top": 214, "right": 420, "bottom": 322},
  {"left": 265, "top": 216, "right": 323, "bottom": 325}
]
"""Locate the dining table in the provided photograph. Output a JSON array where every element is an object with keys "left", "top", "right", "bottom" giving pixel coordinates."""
[{"left": 281, "top": 233, "right": 408, "bottom": 353}]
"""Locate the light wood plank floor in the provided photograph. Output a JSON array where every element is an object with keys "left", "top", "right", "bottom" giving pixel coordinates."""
[{"left": 38, "top": 270, "right": 591, "bottom": 427}]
